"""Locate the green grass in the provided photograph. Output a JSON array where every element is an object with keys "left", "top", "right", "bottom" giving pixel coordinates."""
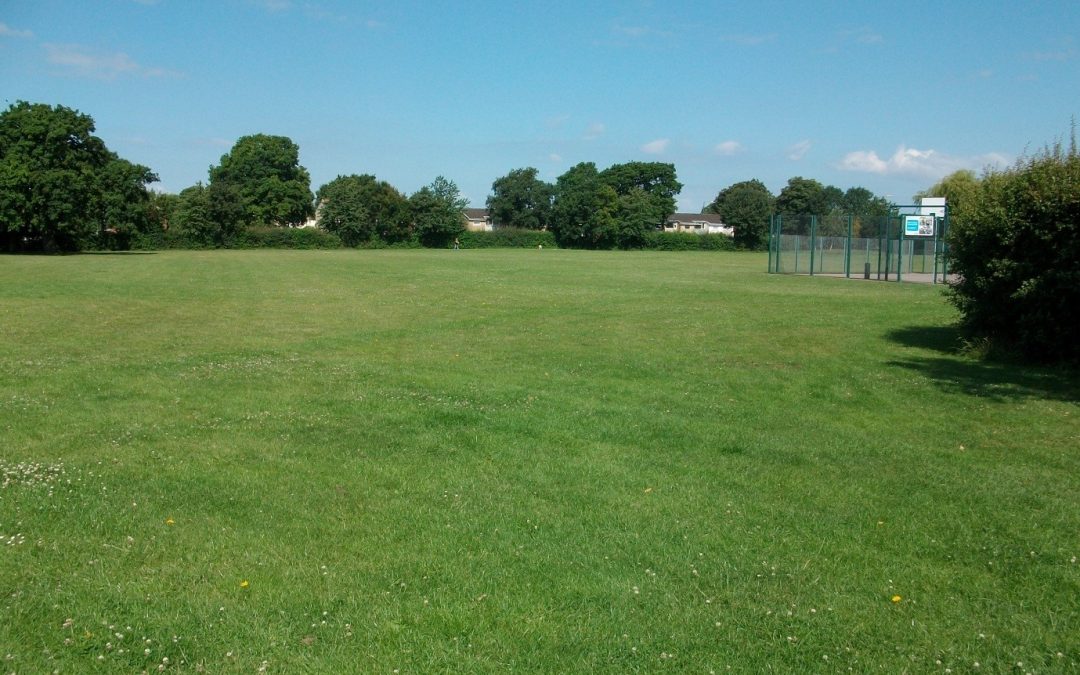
[{"left": 1, "top": 249, "right": 1077, "bottom": 673}]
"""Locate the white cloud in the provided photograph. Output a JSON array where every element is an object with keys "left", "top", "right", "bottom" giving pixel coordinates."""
[
  {"left": 1026, "top": 48, "right": 1075, "bottom": 62},
  {"left": 843, "top": 26, "right": 883, "bottom": 45},
  {"left": 545, "top": 114, "right": 571, "bottom": 130},
  {"left": 641, "top": 138, "right": 670, "bottom": 154},
  {"left": 715, "top": 140, "right": 743, "bottom": 156},
  {"left": 787, "top": 140, "right": 811, "bottom": 161},
  {"left": 44, "top": 43, "right": 178, "bottom": 79},
  {"left": 583, "top": 122, "right": 605, "bottom": 140},
  {"left": 612, "top": 23, "right": 672, "bottom": 40},
  {"left": 837, "top": 145, "right": 1008, "bottom": 178},
  {"left": 549, "top": 153, "right": 562, "bottom": 163},
  {"left": 720, "top": 33, "right": 777, "bottom": 46},
  {"left": 0, "top": 22, "right": 34, "bottom": 38},
  {"left": 251, "top": 0, "right": 292, "bottom": 11}
]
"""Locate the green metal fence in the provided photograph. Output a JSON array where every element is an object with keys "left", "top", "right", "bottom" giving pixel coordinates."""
[{"left": 767, "top": 207, "right": 950, "bottom": 283}]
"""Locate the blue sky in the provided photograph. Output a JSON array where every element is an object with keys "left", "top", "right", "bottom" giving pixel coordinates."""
[{"left": 1, "top": 1, "right": 1077, "bottom": 210}]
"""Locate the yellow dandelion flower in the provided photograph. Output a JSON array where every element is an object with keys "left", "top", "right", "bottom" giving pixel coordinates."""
[
  {"left": 165, "top": 517, "right": 175, "bottom": 526},
  {"left": 240, "top": 580, "right": 250, "bottom": 588},
  {"left": 891, "top": 595, "right": 902, "bottom": 603}
]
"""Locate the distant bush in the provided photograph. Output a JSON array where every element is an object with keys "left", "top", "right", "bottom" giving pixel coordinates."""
[
  {"left": 130, "top": 228, "right": 208, "bottom": 250},
  {"left": 458, "top": 228, "right": 558, "bottom": 248},
  {"left": 131, "top": 226, "right": 343, "bottom": 250},
  {"left": 641, "top": 231, "right": 736, "bottom": 251},
  {"left": 946, "top": 135, "right": 1079, "bottom": 363},
  {"left": 231, "top": 226, "right": 343, "bottom": 249}
]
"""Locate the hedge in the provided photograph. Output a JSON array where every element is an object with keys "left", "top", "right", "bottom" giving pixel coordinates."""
[{"left": 458, "top": 228, "right": 558, "bottom": 248}]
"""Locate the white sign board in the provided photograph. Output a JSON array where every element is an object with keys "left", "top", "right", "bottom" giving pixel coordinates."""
[{"left": 904, "top": 215, "right": 935, "bottom": 237}]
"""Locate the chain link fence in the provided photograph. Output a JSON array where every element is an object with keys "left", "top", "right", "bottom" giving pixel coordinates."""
[{"left": 767, "top": 209, "right": 950, "bottom": 283}]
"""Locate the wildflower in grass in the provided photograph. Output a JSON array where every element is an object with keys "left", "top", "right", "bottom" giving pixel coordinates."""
[
  {"left": 240, "top": 580, "right": 250, "bottom": 588},
  {"left": 165, "top": 517, "right": 175, "bottom": 526},
  {"left": 891, "top": 595, "right": 902, "bottom": 603}
]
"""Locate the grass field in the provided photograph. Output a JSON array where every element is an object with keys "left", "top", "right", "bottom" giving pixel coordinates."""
[{"left": 1, "top": 249, "right": 1077, "bottom": 673}]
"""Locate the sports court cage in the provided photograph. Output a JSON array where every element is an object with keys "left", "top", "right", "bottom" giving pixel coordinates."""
[{"left": 767, "top": 205, "right": 951, "bottom": 284}]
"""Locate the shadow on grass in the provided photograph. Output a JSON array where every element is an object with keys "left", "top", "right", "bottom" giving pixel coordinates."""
[{"left": 885, "top": 325, "right": 1079, "bottom": 403}]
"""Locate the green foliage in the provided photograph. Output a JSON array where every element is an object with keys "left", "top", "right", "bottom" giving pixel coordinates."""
[
  {"left": 0, "top": 101, "right": 157, "bottom": 251},
  {"left": 775, "top": 176, "right": 828, "bottom": 218},
  {"left": 208, "top": 134, "right": 314, "bottom": 227},
  {"left": 486, "top": 167, "right": 554, "bottom": 229},
  {"left": 550, "top": 162, "right": 620, "bottom": 248},
  {"left": 641, "top": 231, "right": 736, "bottom": 251},
  {"left": 316, "top": 174, "right": 411, "bottom": 245},
  {"left": 843, "top": 186, "right": 893, "bottom": 238},
  {"left": 457, "top": 227, "right": 557, "bottom": 248},
  {"left": 549, "top": 161, "right": 684, "bottom": 248},
  {"left": 231, "top": 226, "right": 342, "bottom": 249},
  {"left": 946, "top": 137, "right": 1080, "bottom": 363},
  {"left": 599, "top": 161, "right": 682, "bottom": 228},
  {"left": 411, "top": 176, "right": 467, "bottom": 247},
  {"left": 708, "top": 179, "right": 774, "bottom": 250},
  {"left": 914, "top": 169, "right": 981, "bottom": 217},
  {"left": 613, "top": 188, "right": 661, "bottom": 248},
  {"left": 170, "top": 182, "right": 246, "bottom": 246}
]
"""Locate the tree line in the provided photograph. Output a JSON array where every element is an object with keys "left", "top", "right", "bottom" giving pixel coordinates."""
[{"left": 2, "top": 101, "right": 897, "bottom": 252}]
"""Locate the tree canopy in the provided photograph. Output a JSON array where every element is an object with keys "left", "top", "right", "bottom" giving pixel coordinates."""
[
  {"left": 316, "top": 174, "right": 411, "bottom": 245},
  {"left": 0, "top": 101, "right": 157, "bottom": 251},
  {"left": 707, "top": 179, "right": 774, "bottom": 250},
  {"left": 548, "top": 161, "right": 682, "bottom": 248},
  {"left": 599, "top": 161, "right": 682, "bottom": 228},
  {"left": 411, "top": 176, "right": 467, "bottom": 247},
  {"left": 775, "top": 176, "right": 829, "bottom": 218},
  {"left": 486, "top": 167, "right": 554, "bottom": 230},
  {"left": 209, "top": 134, "right": 314, "bottom": 228},
  {"left": 550, "top": 162, "right": 619, "bottom": 247},
  {"left": 914, "top": 169, "right": 981, "bottom": 220}
]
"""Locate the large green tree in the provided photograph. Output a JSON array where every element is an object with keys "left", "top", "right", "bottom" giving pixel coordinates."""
[
  {"left": 172, "top": 181, "right": 246, "bottom": 246},
  {"left": 550, "top": 162, "right": 619, "bottom": 248},
  {"left": 208, "top": 134, "right": 314, "bottom": 228},
  {"left": 411, "top": 176, "right": 467, "bottom": 247},
  {"left": 0, "top": 101, "right": 157, "bottom": 251},
  {"left": 316, "top": 174, "right": 411, "bottom": 245},
  {"left": 486, "top": 167, "right": 554, "bottom": 230},
  {"left": 707, "top": 179, "right": 774, "bottom": 249},
  {"left": 842, "top": 186, "right": 892, "bottom": 237},
  {"left": 775, "top": 176, "right": 828, "bottom": 218},
  {"left": 914, "top": 169, "right": 981, "bottom": 220},
  {"left": 599, "top": 161, "right": 682, "bottom": 228}
]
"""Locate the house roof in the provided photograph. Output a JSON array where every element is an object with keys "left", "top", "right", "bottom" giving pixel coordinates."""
[{"left": 463, "top": 208, "right": 489, "bottom": 220}]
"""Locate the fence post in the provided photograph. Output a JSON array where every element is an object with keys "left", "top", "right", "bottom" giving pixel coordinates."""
[
  {"left": 897, "top": 227, "right": 904, "bottom": 283},
  {"left": 808, "top": 216, "right": 816, "bottom": 276},
  {"left": 845, "top": 214, "right": 853, "bottom": 278},
  {"left": 768, "top": 215, "right": 774, "bottom": 273}
]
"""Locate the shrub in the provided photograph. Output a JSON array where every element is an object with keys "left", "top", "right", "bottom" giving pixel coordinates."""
[
  {"left": 641, "top": 231, "right": 736, "bottom": 251},
  {"left": 946, "top": 135, "right": 1079, "bottom": 363},
  {"left": 458, "top": 228, "right": 557, "bottom": 249},
  {"left": 230, "top": 226, "right": 343, "bottom": 249}
]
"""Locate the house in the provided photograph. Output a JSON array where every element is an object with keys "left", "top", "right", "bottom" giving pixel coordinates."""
[
  {"left": 664, "top": 213, "right": 732, "bottom": 236},
  {"left": 463, "top": 208, "right": 493, "bottom": 232}
]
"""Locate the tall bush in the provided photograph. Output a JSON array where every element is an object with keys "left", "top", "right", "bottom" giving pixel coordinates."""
[{"left": 946, "top": 135, "right": 1079, "bottom": 362}]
